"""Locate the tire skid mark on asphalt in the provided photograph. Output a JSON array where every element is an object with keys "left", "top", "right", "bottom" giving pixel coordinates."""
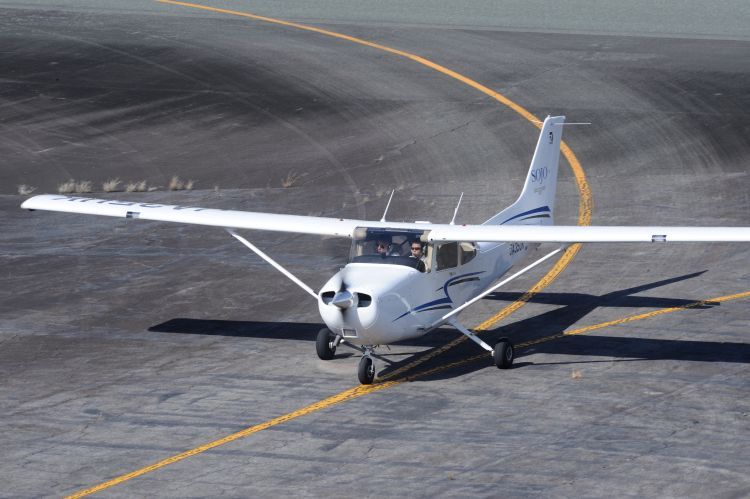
[
  {"left": 67, "top": 289, "right": 750, "bottom": 498},
  {"left": 67, "top": 1, "right": 592, "bottom": 496}
]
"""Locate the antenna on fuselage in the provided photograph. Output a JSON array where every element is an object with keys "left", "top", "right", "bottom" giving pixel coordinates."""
[
  {"left": 449, "top": 192, "right": 464, "bottom": 225},
  {"left": 380, "top": 189, "right": 395, "bottom": 222}
]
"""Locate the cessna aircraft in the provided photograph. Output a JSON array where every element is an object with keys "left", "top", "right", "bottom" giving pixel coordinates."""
[{"left": 21, "top": 116, "right": 750, "bottom": 384}]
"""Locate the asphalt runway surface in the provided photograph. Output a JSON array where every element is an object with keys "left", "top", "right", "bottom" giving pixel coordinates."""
[{"left": 1, "top": 2, "right": 749, "bottom": 497}]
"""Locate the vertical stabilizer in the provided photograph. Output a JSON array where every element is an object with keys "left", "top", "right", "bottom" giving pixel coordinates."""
[{"left": 484, "top": 115, "right": 565, "bottom": 226}]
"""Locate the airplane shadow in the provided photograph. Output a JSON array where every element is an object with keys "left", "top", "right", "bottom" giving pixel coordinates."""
[
  {"left": 150, "top": 271, "right": 750, "bottom": 382},
  {"left": 148, "top": 318, "right": 460, "bottom": 348},
  {"left": 378, "top": 270, "right": 750, "bottom": 381}
]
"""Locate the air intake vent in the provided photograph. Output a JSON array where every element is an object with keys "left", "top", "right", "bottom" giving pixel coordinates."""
[
  {"left": 321, "top": 291, "right": 335, "bottom": 304},
  {"left": 356, "top": 293, "right": 372, "bottom": 307}
]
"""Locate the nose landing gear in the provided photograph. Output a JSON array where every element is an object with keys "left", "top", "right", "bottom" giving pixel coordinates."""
[
  {"left": 357, "top": 347, "right": 376, "bottom": 385},
  {"left": 316, "top": 329, "right": 376, "bottom": 384}
]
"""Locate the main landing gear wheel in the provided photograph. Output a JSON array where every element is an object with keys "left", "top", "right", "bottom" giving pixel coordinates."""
[
  {"left": 358, "top": 356, "right": 376, "bottom": 385},
  {"left": 316, "top": 328, "right": 336, "bottom": 360},
  {"left": 493, "top": 338, "right": 514, "bottom": 369}
]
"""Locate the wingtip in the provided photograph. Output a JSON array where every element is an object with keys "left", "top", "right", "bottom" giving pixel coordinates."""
[{"left": 20, "top": 194, "right": 43, "bottom": 210}]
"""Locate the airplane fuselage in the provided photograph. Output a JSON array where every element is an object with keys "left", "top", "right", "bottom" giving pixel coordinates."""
[{"left": 318, "top": 240, "right": 535, "bottom": 345}]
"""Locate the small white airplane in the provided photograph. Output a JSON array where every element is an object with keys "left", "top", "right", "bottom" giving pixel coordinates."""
[{"left": 21, "top": 116, "right": 750, "bottom": 384}]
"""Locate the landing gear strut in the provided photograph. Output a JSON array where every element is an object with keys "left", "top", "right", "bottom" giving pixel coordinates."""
[
  {"left": 358, "top": 347, "right": 376, "bottom": 385},
  {"left": 450, "top": 318, "right": 515, "bottom": 370}
]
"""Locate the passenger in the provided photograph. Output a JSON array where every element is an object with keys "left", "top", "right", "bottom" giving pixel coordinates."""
[
  {"left": 376, "top": 237, "right": 401, "bottom": 257},
  {"left": 375, "top": 238, "right": 391, "bottom": 256}
]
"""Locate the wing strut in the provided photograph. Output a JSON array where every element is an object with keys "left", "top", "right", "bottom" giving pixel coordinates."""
[
  {"left": 449, "top": 318, "right": 493, "bottom": 352},
  {"left": 428, "top": 245, "right": 567, "bottom": 330},
  {"left": 226, "top": 229, "right": 318, "bottom": 300},
  {"left": 437, "top": 245, "right": 568, "bottom": 367}
]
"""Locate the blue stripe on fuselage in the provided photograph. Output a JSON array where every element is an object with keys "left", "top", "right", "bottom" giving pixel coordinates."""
[
  {"left": 500, "top": 205, "right": 551, "bottom": 225},
  {"left": 393, "top": 271, "right": 485, "bottom": 322}
]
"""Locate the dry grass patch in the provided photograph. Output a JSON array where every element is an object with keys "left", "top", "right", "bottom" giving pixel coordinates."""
[
  {"left": 58, "top": 180, "right": 93, "bottom": 194},
  {"left": 57, "top": 180, "right": 77, "bottom": 194},
  {"left": 281, "top": 170, "right": 302, "bottom": 188},
  {"left": 17, "top": 184, "right": 36, "bottom": 195},
  {"left": 168, "top": 176, "right": 182, "bottom": 190},
  {"left": 168, "top": 176, "right": 194, "bottom": 190},
  {"left": 102, "top": 178, "right": 121, "bottom": 192},
  {"left": 125, "top": 180, "right": 148, "bottom": 192}
]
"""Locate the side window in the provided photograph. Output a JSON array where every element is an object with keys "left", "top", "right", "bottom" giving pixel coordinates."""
[
  {"left": 460, "top": 242, "right": 476, "bottom": 265},
  {"left": 436, "top": 242, "right": 458, "bottom": 271}
]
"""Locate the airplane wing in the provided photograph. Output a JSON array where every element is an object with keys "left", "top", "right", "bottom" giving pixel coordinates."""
[
  {"left": 427, "top": 224, "right": 750, "bottom": 243},
  {"left": 20, "top": 194, "right": 416, "bottom": 237},
  {"left": 21, "top": 194, "right": 750, "bottom": 243}
]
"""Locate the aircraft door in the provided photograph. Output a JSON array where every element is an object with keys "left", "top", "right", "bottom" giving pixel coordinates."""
[{"left": 435, "top": 241, "right": 458, "bottom": 271}]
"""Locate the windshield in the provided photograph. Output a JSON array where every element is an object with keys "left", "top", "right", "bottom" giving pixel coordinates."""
[{"left": 349, "top": 227, "right": 428, "bottom": 271}]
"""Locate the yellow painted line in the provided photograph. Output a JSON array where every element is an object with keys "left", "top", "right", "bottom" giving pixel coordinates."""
[
  {"left": 70, "top": 288, "right": 750, "bottom": 498},
  {"left": 401, "top": 289, "right": 750, "bottom": 380},
  {"left": 65, "top": 380, "right": 399, "bottom": 498},
  {"left": 155, "top": 2, "right": 593, "bottom": 233},
  {"left": 474, "top": 243, "right": 583, "bottom": 331},
  {"left": 381, "top": 244, "right": 583, "bottom": 380},
  {"left": 69, "top": 285, "right": 750, "bottom": 499},
  {"left": 157, "top": 0, "right": 594, "bottom": 376},
  {"left": 518, "top": 289, "right": 750, "bottom": 349},
  {"left": 67, "top": 2, "right": 594, "bottom": 496},
  {"left": 152, "top": 2, "right": 537, "bottom": 123}
]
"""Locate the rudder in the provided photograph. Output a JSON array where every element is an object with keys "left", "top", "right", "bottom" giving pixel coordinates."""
[{"left": 484, "top": 115, "right": 565, "bottom": 226}]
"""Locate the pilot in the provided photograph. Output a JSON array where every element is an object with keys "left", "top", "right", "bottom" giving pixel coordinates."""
[
  {"left": 409, "top": 240, "right": 426, "bottom": 272},
  {"left": 409, "top": 240, "right": 425, "bottom": 260}
]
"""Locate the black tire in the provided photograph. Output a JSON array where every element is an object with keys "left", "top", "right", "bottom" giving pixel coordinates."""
[
  {"left": 493, "top": 338, "right": 514, "bottom": 369},
  {"left": 316, "top": 328, "right": 336, "bottom": 360},
  {"left": 358, "top": 356, "right": 375, "bottom": 385}
]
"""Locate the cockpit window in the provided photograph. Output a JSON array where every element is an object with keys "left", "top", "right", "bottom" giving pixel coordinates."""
[
  {"left": 349, "top": 227, "right": 428, "bottom": 272},
  {"left": 436, "top": 242, "right": 458, "bottom": 271},
  {"left": 460, "top": 242, "right": 477, "bottom": 264}
]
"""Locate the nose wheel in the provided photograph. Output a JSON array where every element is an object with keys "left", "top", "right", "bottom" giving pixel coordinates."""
[{"left": 357, "top": 347, "right": 376, "bottom": 385}]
